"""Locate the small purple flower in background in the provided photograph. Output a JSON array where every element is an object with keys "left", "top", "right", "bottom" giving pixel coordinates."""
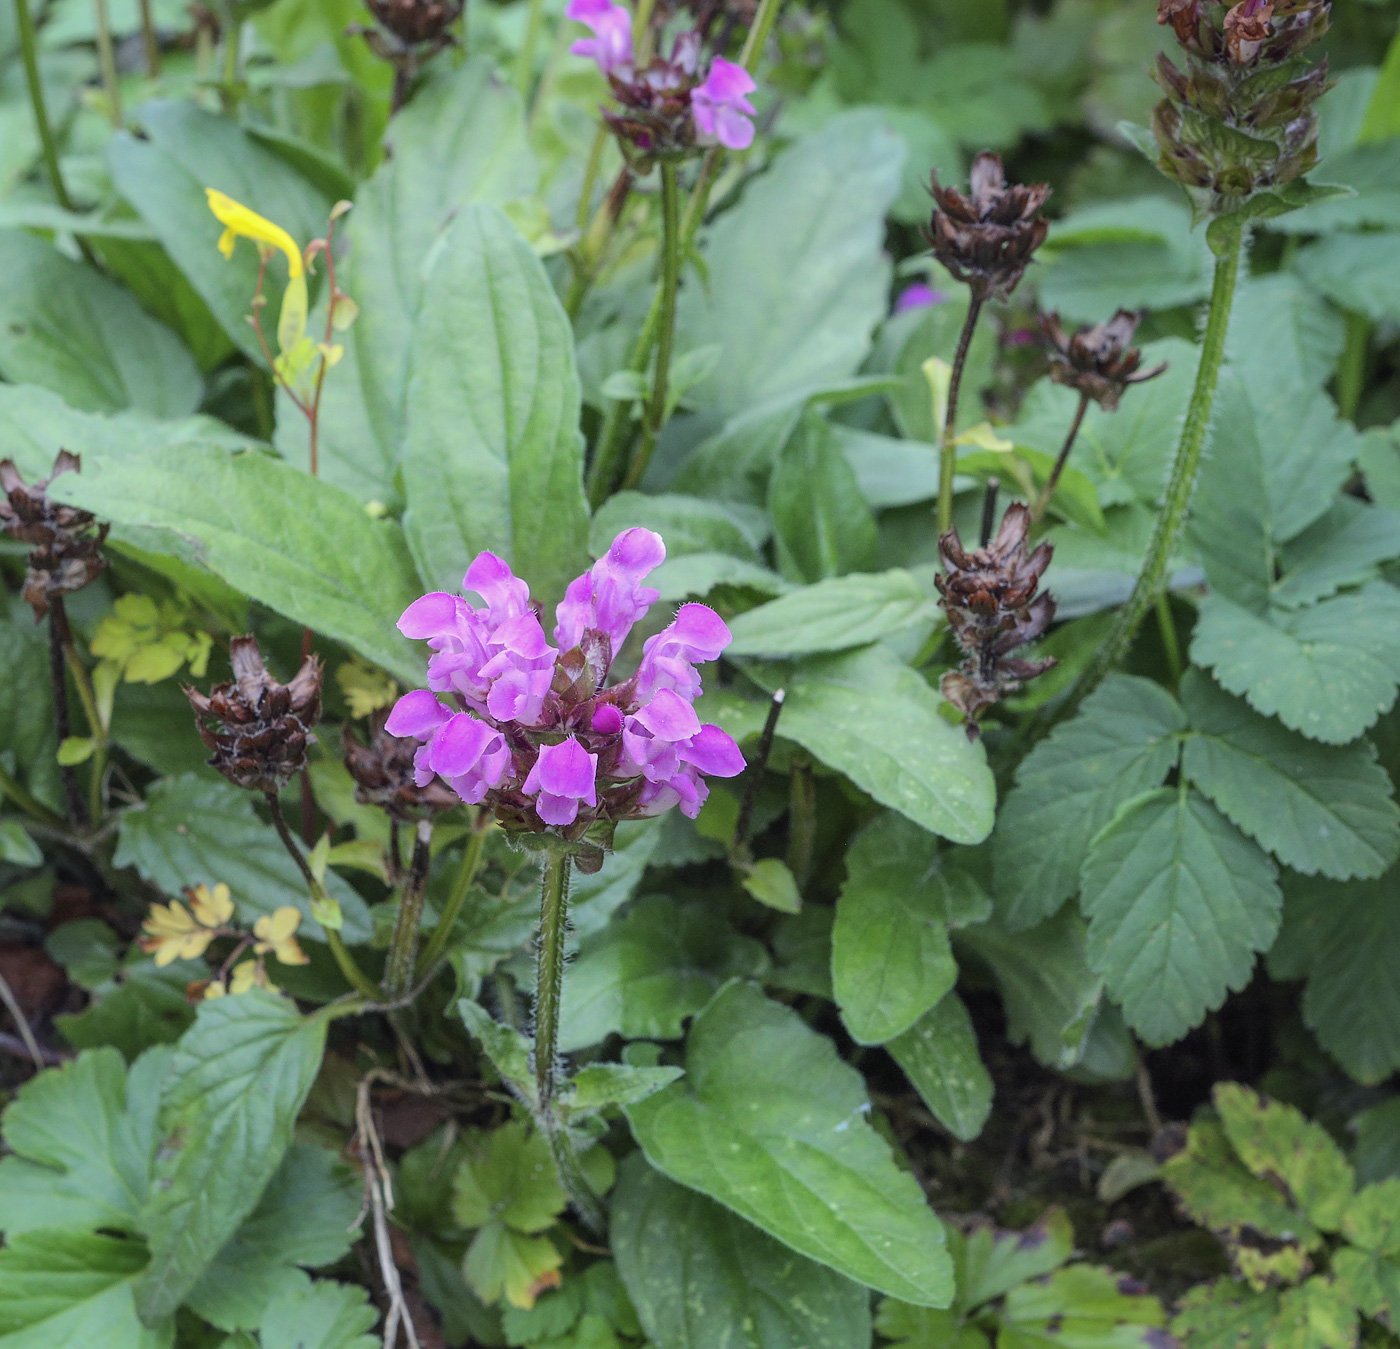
[
  {"left": 894, "top": 282, "right": 949, "bottom": 314},
  {"left": 389, "top": 528, "right": 744, "bottom": 834},
  {"left": 690, "top": 57, "right": 757, "bottom": 151},
  {"left": 565, "top": 0, "right": 633, "bottom": 75}
]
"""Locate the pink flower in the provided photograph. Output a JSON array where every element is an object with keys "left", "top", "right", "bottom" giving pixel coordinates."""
[
  {"left": 566, "top": 0, "right": 633, "bottom": 76},
  {"left": 523, "top": 738, "right": 599, "bottom": 827},
  {"left": 895, "top": 282, "right": 948, "bottom": 313},
  {"left": 621, "top": 690, "right": 744, "bottom": 818},
  {"left": 554, "top": 526, "right": 665, "bottom": 657},
  {"left": 634, "top": 603, "right": 732, "bottom": 703},
  {"left": 690, "top": 57, "right": 756, "bottom": 151}
]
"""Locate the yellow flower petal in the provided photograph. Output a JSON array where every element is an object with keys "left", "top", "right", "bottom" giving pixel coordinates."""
[
  {"left": 205, "top": 189, "right": 304, "bottom": 279},
  {"left": 204, "top": 980, "right": 227, "bottom": 999},
  {"left": 229, "top": 960, "right": 261, "bottom": 995},
  {"left": 253, "top": 907, "right": 309, "bottom": 965},
  {"left": 189, "top": 881, "right": 235, "bottom": 928}
]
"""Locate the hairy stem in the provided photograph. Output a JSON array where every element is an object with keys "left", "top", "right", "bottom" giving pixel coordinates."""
[
  {"left": 266, "top": 791, "right": 381, "bottom": 1001},
  {"left": 15, "top": 0, "right": 75, "bottom": 211},
  {"left": 533, "top": 847, "right": 571, "bottom": 1108},
  {"left": 1156, "top": 592, "right": 1183, "bottom": 687},
  {"left": 384, "top": 820, "right": 433, "bottom": 997},
  {"left": 936, "top": 295, "right": 985, "bottom": 538},
  {"left": 1030, "top": 391, "right": 1090, "bottom": 524},
  {"left": 623, "top": 162, "right": 682, "bottom": 491},
  {"left": 540, "top": 1110, "right": 606, "bottom": 1233},
  {"left": 1053, "top": 225, "right": 1244, "bottom": 722},
  {"left": 416, "top": 812, "right": 491, "bottom": 977}
]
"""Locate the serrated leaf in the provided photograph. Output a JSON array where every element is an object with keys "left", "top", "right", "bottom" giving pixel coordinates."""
[
  {"left": 1271, "top": 869, "right": 1400, "bottom": 1085},
  {"left": 1170, "top": 1279, "right": 1278, "bottom": 1349},
  {"left": 624, "top": 981, "right": 954, "bottom": 1306},
  {"left": 556, "top": 896, "right": 769, "bottom": 1053},
  {"left": 610, "top": 1155, "right": 872, "bottom": 1349},
  {"left": 135, "top": 990, "right": 328, "bottom": 1324},
  {"left": 993, "top": 675, "right": 1185, "bottom": 929},
  {"left": 886, "top": 993, "right": 993, "bottom": 1143},
  {"left": 956, "top": 909, "right": 1103, "bottom": 1071},
  {"left": 1181, "top": 670, "right": 1400, "bottom": 880},
  {"left": 957, "top": 1209, "right": 1075, "bottom": 1310},
  {"left": 0, "top": 1229, "right": 171, "bottom": 1349},
  {"left": 742, "top": 645, "right": 996, "bottom": 845},
  {"left": 401, "top": 203, "right": 589, "bottom": 611},
  {"left": 114, "top": 776, "right": 372, "bottom": 944},
  {"left": 1080, "top": 787, "right": 1281, "bottom": 1045},
  {"left": 184, "top": 1144, "right": 361, "bottom": 1331},
  {"left": 457, "top": 999, "right": 535, "bottom": 1102},
  {"left": 463, "top": 1221, "right": 563, "bottom": 1310},
  {"left": 1273, "top": 499, "right": 1400, "bottom": 611},
  {"left": 1269, "top": 1277, "right": 1358, "bottom": 1349},
  {"left": 999, "top": 1264, "right": 1169, "bottom": 1345},
  {"left": 256, "top": 1276, "right": 380, "bottom": 1349},
  {"left": 1214, "top": 1084, "right": 1354, "bottom": 1232},
  {"left": 1191, "top": 585, "right": 1400, "bottom": 745},
  {"left": 561, "top": 1064, "right": 684, "bottom": 1116},
  {"left": 833, "top": 812, "right": 979, "bottom": 1045},
  {"left": 452, "top": 1122, "right": 566, "bottom": 1235},
  {"left": 0, "top": 1046, "right": 168, "bottom": 1235}
]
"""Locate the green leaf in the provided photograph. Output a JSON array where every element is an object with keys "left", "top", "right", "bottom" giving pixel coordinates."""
[
  {"left": 56, "top": 962, "right": 195, "bottom": 1061},
  {"left": 1214, "top": 1084, "right": 1354, "bottom": 1232},
  {"left": 452, "top": 1122, "right": 566, "bottom": 1235},
  {"left": 833, "top": 812, "right": 984, "bottom": 1044},
  {"left": 610, "top": 1155, "right": 872, "bottom": 1349},
  {"left": 0, "top": 611, "right": 60, "bottom": 812},
  {"left": 0, "top": 1045, "right": 167, "bottom": 1235},
  {"left": 886, "top": 992, "right": 993, "bottom": 1143},
  {"left": 956, "top": 910, "right": 1103, "bottom": 1071},
  {"left": 876, "top": 295, "right": 997, "bottom": 444},
  {"left": 679, "top": 111, "right": 903, "bottom": 418},
  {"left": 457, "top": 999, "right": 537, "bottom": 1103},
  {"left": 1170, "top": 1280, "right": 1277, "bottom": 1349},
  {"left": 114, "top": 776, "right": 373, "bottom": 944},
  {"left": 1226, "top": 272, "right": 1346, "bottom": 395},
  {"left": 1254, "top": 386, "right": 1364, "bottom": 546},
  {"left": 742, "top": 645, "right": 996, "bottom": 845},
  {"left": 1273, "top": 498, "right": 1400, "bottom": 611},
  {"left": 0, "top": 819, "right": 41, "bottom": 867},
  {"left": 739, "top": 857, "right": 803, "bottom": 914},
  {"left": 0, "top": 1230, "right": 171, "bottom": 1349},
  {"left": 768, "top": 415, "right": 879, "bottom": 583},
  {"left": 1269, "top": 1278, "right": 1359, "bottom": 1349},
  {"left": 184, "top": 1144, "right": 361, "bottom": 1331},
  {"left": 992, "top": 675, "right": 1185, "bottom": 929},
  {"left": 1207, "top": 180, "right": 1355, "bottom": 251},
  {"left": 727, "top": 570, "right": 937, "bottom": 658},
  {"left": 0, "top": 231, "right": 200, "bottom": 417},
  {"left": 561, "top": 1064, "right": 685, "bottom": 1117},
  {"left": 1180, "top": 670, "right": 1400, "bottom": 880},
  {"left": 1079, "top": 786, "right": 1282, "bottom": 1045},
  {"left": 557, "top": 896, "right": 769, "bottom": 1053},
  {"left": 401, "top": 204, "right": 589, "bottom": 610},
  {"left": 54, "top": 442, "right": 424, "bottom": 685},
  {"left": 874, "top": 1299, "right": 986, "bottom": 1349},
  {"left": 589, "top": 492, "right": 764, "bottom": 564},
  {"left": 463, "top": 1221, "right": 563, "bottom": 1311},
  {"left": 1296, "top": 232, "right": 1400, "bottom": 326},
  {"left": 135, "top": 990, "right": 328, "bottom": 1324},
  {"left": 623, "top": 981, "right": 953, "bottom": 1306},
  {"left": 999, "top": 1264, "right": 1170, "bottom": 1347},
  {"left": 56, "top": 736, "right": 95, "bottom": 767},
  {"left": 255, "top": 1277, "right": 379, "bottom": 1349},
  {"left": 954, "top": 1209, "right": 1075, "bottom": 1310},
  {"left": 1270, "top": 869, "right": 1400, "bottom": 1084},
  {"left": 1191, "top": 585, "right": 1400, "bottom": 745},
  {"left": 836, "top": 426, "right": 941, "bottom": 510},
  {"left": 107, "top": 101, "right": 332, "bottom": 363},
  {"left": 344, "top": 58, "right": 536, "bottom": 487}
]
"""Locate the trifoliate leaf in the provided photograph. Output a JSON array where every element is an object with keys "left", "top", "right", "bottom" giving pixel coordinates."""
[
  {"left": 1180, "top": 670, "right": 1400, "bottom": 880},
  {"left": 1079, "top": 786, "right": 1281, "bottom": 1046},
  {"left": 992, "top": 675, "right": 1185, "bottom": 929},
  {"left": 1191, "top": 586, "right": 1400, "bottom": 745}
]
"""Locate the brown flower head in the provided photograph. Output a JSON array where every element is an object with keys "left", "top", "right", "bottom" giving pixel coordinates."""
[
  {"left": 0, "top": 451, "right": 108, "bottom": 621},
  {"left": 925, "top": 152, "right": 1051, "bottom": 303},
  {"left": 936, "top": 504, "right": 1056, "bottom": 740},
  {"left": 186, "top": 636, "right": 323, "bottom": 794},
  {"left": 342, "top": 711, "right": 459, "bottom": 821},
  {"left": 603, "top": 32, "right": 708, "bottom": 167},
  {"left": 365, "top": 0, "right": 462, "bottom": 44},
  {"left": 1040, "top": 310, "right": 1169, "bottom": 412},
  {"left": 1153, "top": 0, "right": 1331, "bottom": 214}
]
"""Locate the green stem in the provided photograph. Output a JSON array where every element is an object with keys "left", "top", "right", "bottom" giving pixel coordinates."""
[
  {"left": 0, "top": 762, "right": 64, "bottom": 828},
  {"left": 1336, "top": 309, "right": 1370, "bottom": 423},
  {"left": 514, "top": 0, "right": 547, "bottom": 95},
  {"left": 540, "top": 1109, "right": 606, "bottom": 1233},
  {"left": 383, "top": 820, "right": 432, "bottom": 997},
  {"left": 137, "top": 0, "right": 159, "bottom": 76},
  {"left": 533, "top": 846, "right": 571, "bottom": 1108},
  {"left": 15, "top": 0, "right": 74, "bottom": 210},
  {"left": 93, "top": 0, "right": 122, "bottom": 125},
  {"left": 1156, "top": 592, "right": 1183, "bottom": 687},
  {"left": 936, "top": 295, "right": 984, "bottom": 538},
  {"left": 1030, "top": 391, "right": 1090, "bottom": 524},
  {"left": 415, "top": 814, "right": 491, "bottom": 977},
  {"left": 785, "top": 755, "right": 816, "bottom": 891},
  {"left": 220, "top": 15, "right": 242, "bottom": 110},
  {"left": 326, "top": 930, "right": 384, "bottom": 1002},
  {"left": 623, "top": 161, "right": 682, "bottom": 492},
  {"left": 584, "top": 0, "right": 782, "bottom": 506},
  {"left": 1053, "top": 225, "right": 1244, "bottom": 721},
  {"left": 574, "top": 126, "right": 609, "bottom": 236}
]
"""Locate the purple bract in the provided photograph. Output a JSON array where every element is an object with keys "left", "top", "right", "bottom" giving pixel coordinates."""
[{"left": 387, "top": 528, "right": 745, "bottom": 834}]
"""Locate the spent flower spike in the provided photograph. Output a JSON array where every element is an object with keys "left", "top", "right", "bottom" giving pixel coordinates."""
[{"left": 389, "top": 529, "right": 744, "bottom": 834}]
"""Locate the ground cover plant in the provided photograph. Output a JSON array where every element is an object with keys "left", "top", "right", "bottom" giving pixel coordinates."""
[{"left": 2, "top": 0, "right": 1400, "bottom": 1344}]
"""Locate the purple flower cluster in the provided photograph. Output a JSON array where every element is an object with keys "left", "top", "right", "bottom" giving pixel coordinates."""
[
  {"left": 566, "top": 0, "right": 757, "bottom": 153},
  {"left": 386, "top": 530, "right": 744, "bottom": 832}
]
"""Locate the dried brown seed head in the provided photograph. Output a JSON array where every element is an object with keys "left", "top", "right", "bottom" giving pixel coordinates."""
[
  {"left": 342, "top": 713, "right": 459, "bottom": 821},
  {"left": 1040, "top": 310, "right": 1169, "bottom": 412}
]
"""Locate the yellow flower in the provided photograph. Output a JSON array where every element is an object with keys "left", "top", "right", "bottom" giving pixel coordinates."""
[
  {"left": 140, "top": 882, "right": 234, "bottom": 967},
  {"left": 229, "top": 959, "right": 272, "bottom": 994},
  {"left": 205, "top": 188, "right": 309, "bottom": 358},
  {"left": 253, "top": 907, "right": 310, "bottom": 966},
  {"left": 188, "top": 882, "right": 235, "bottom": 927}
]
